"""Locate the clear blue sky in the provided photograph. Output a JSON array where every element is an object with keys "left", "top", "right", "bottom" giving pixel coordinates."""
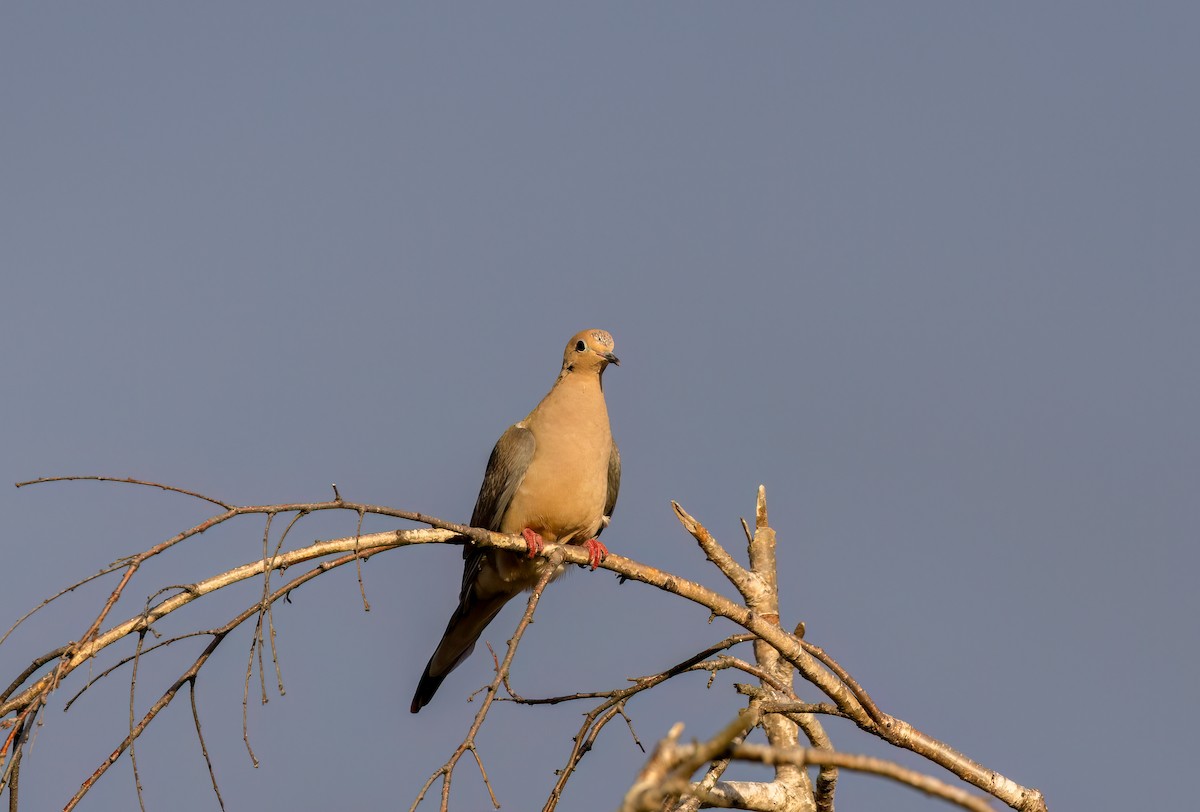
[{"left": 3, "top": 5, "right": 1197, "bottom": 811}]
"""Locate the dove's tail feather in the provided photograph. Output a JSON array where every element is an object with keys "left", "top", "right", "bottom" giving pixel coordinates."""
[{"left": 410, "top": 593, "right": 510, "bottom": 713}]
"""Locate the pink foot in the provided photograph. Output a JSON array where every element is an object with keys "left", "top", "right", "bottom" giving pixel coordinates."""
[
  {"left": 522, "top": 528, "right": 545, "bottom": 558},
  {"left": 583, "top": 539, "right": 609, "bottom": 570}
]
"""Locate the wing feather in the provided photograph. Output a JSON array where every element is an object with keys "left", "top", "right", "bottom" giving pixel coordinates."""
[{"left": 460, "top": 425, "right": 535, "bottom": 598}]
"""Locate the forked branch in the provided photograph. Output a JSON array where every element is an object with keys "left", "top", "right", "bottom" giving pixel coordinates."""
[{"left": 1, "top": 477, "right": 1046, "bottom": 812}]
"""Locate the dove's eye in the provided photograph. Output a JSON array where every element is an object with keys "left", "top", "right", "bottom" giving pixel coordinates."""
[{"left": 575, "top": 340, "right": 587, "bottom": 352}]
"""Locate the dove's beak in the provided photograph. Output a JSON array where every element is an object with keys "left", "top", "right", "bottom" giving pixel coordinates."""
[{"left": 602, "top": 352, "right": 620, "bottom": 366}]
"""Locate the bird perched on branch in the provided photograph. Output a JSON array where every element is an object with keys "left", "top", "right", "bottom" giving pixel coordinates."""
[{"left": 410, "top": 329, "right": 621, "bottom": 713}]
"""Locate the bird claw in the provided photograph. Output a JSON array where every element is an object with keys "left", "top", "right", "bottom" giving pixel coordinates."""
[
  {"left": 522, "top": 528, "right": 545, "bottom": 558},
  {"left": 583, "top": 538, "right": 608, "bottom": 570}
]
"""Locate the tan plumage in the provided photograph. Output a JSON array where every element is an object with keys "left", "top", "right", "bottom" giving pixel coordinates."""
[{"left": 410, "top": 329, "right": 621, "bottom": 713}]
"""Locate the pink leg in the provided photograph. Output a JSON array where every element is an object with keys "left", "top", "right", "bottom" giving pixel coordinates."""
[
  {"left": 583, "top": 539, "right": 609, "bottom": 570},
  {"left": 522, "top": 528, "right": 545, "bottom": 558}
]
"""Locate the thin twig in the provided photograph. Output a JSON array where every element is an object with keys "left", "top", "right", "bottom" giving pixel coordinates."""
[
  {"left": 508, "top": 634, "right": 755, "bottom": 706},
  {"left": 188, "top": 678, "right": 226, "bottom": 811},
  {"left": 14, "top": 475, "right": 233, "bottom": 510},
  {"left": 410, "top": 552, "right": 562, "bottom": 812},
  {"left": 266, "top": 511, "right": 304, "bottom": 697},
  {"left": 241, "top": 630, "right": 260, "bottom": 768},
  {"left": 353, "top": 508, "right": 371, "bottom": 612},
  {"left": 64, "top": 632, "right": 210, "bottom": 711},
  {"left": 539, "top": 636, "right": 758, "bottom": 812},
  {"left": 800, "top": 638, "right": 885, "bottom": 727},
  {"left": 0, "top": 565, "right": 125, "bottom": 648},
  {"left": 704, "top": 655, "right": 793, "bottom": 695},
  {"left": 128, "top": 629, "right": 148, "bottom": 812},
  {"left": 3, "top": 716, "right": 24, "bottom": 812}
]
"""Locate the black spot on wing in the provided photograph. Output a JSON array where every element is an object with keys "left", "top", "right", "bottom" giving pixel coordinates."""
[{"left": 598, "top": 440, "right": 621, "bottom": 536}]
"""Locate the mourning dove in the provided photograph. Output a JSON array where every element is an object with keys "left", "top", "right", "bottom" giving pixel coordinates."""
[{"left": 410, "top": 329, "right": 621, "bottom": 713}]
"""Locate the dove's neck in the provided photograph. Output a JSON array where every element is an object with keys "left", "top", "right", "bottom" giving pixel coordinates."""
[
  {"left": 551, "top": 368, "right": 603, "bottom": 397},
  {"left": 531, "top": 370, "right": 609, "bottom": 433},
  {"left": 553, "top": 362, "right": 608, "bottom": 389}
]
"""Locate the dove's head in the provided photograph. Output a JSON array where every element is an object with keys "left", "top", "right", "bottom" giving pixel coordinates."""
[{"left": 562, "top": 329, "right": 619, "bottom": 375}]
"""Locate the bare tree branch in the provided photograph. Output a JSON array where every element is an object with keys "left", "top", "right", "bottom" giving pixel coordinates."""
[
  {"left": 745, "top": 486, "right": 815, "bottom": 810},
  {"left": 1, "top": 478, "right": 1048, "bottom": 812},
  {"left": 619, "top": 709, "right": 762, "bottom": 812},
  {"left": 60, "top": 544, "right": 396, "bottom": 810},
  {"left": 713, "top": 743, "right": 996, "bottom": 812}
]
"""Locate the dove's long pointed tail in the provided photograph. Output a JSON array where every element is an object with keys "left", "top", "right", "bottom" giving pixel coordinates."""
[{"left": 410, "top": 593, "right": 510, "bottom": 713}]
